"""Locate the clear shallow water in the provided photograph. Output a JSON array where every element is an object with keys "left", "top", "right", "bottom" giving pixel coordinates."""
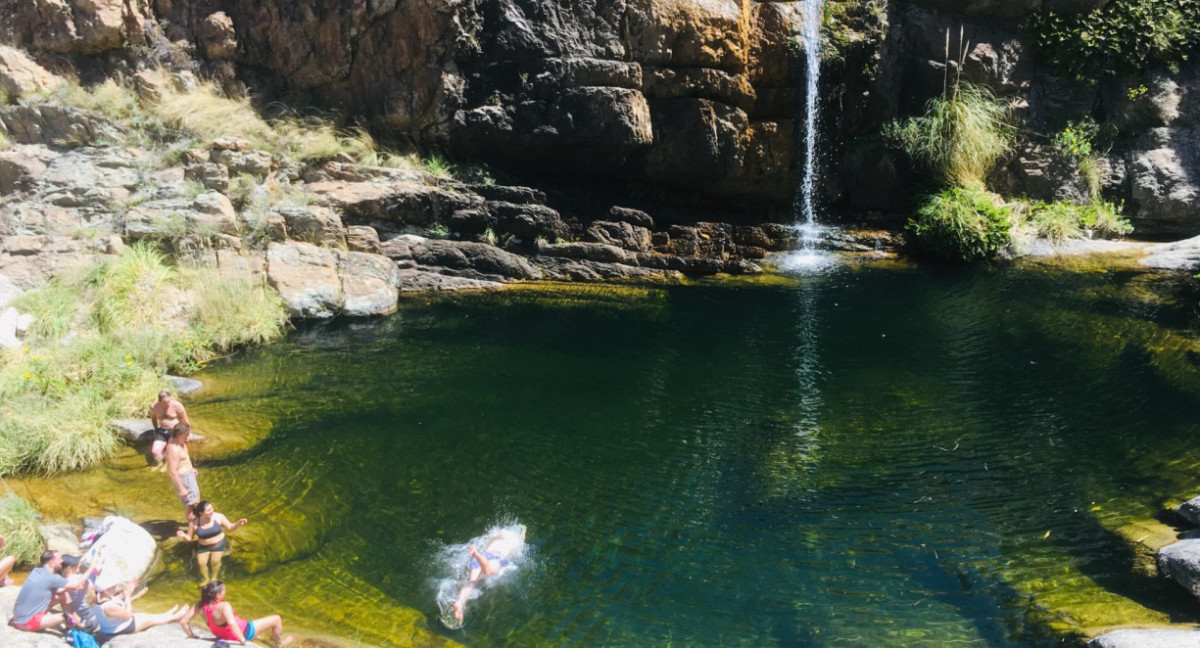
[{"left": 73, "top": 261, "right": 1200, "bottom": 646}]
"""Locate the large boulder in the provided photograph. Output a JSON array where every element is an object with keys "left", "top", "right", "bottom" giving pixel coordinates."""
[
  {"left": 1158, "top": 538, "right": 1200, "bottom": 597},
  {"left": 1127, "top": 127, "right": 1200, "bottom": 237},
  {"left": 81, "top": 516, "right": 157, "bottom": 592},
  {"left": 0, "top": 0, "right": 145, "bottom": 55},
  {"left": 340, "top": 250, "right": 401, "bottom": 317},
  {"left": 408, "top": 238, "right": 543, "bottom": 281},
  {"left": 266, "top": 242, "right": 344, "bottom": 319},
  {"left": 0, "top": 45, "right": 64, "bottom": 99},
  {"left": 274, "top": 205, "right": 346, "bottom": 247}
]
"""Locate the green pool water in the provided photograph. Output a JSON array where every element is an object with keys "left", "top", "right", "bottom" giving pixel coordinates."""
[{"left": 48, "top": 258, "right": 1200, "bottom": 647}]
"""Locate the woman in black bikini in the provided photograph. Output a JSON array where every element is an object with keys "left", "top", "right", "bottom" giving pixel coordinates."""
[{"left": 175, "top": 500, "right": 247, "bottom": 583}]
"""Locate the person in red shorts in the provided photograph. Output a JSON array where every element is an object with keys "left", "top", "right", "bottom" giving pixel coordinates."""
[{"left": 10, "top": 550, "right": 88, "bottom": 632}]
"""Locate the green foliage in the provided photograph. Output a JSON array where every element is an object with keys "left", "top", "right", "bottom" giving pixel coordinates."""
[
  {"left": 1030, "top": 202, "right": 1084, "bottom": 242},
  {"left": 1026, "top": 0, "right": 1200, "bottom": 80},
  {"left": 0, "top": 494, "right": 42, "bottom": 566},
  {"left": 424, "top": 154, "right": 456, "bottom": 179},
  {"left": 1054, "top": 120, "right": 1098, "bottom": 160},
  {"left": 0, "top": 246, "right": 288, "bottom": 476},
  {"left": 428, "top": 222, "right": 450, "bottom": 238},
  {"left": 907, "top": 188, "right": 1014, "bottom": 261},
  {"left": 11, "top": 281, "right": 78, "bottom": 341},
  {"left": 93, "top": 242, "right": 174, "bottom": 334},
  {"left": 1023, "top": 199, "right": 1133, "bottom": 242},
  {"left": 885, "top": 82, "right": 1012, "bottom": 188},
  {"left": 1079, "top": 200, "right": 1134, "bottom": 238},
  {"left": 186, "top": 270, "right": 288, "bottom": 354}
]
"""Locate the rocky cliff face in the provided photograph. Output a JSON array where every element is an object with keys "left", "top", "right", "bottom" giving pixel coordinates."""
[{"left": 1, "top": 0, "right": 1198, "bottom": 236}]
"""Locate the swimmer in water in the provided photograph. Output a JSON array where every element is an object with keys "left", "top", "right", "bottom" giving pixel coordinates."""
[{"left": 451, "top": 529, "right": 523, "bottom": 624}]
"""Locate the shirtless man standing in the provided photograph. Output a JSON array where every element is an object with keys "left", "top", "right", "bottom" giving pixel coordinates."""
[
  {"left": 150, "top": 390, "right": 190, "bottom": 469},
  {"left": 166, "top": 423, "right": 200, "bottom": 519}
]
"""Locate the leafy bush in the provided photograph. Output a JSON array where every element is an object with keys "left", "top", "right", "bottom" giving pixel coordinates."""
[
  {"left": 907, "top": 188, "right": 1014, "bottom": 261},
  {"left": 1026, "top": 0, "right": 1200, "bottom": 79},
  {"left": 0, "top": 494, "right": 42, "bottom": 566},
  {"left": 885, "top": 82, "right": 1013, "bottom": 188}
]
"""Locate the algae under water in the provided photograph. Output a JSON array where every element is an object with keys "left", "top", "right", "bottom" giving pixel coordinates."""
[{"left": 17, "top": 260, "right": 1200, "bottom": 647}]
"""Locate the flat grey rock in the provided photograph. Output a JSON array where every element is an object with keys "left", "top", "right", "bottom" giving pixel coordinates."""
[
  {"left": 1019, "top": 237, "right": 1147, "bottom": 258},
  {"left": 1140, "top": 235, "right": 1200, "bottom": 271},
  {"left": 1159, "top": 538, "right": 1200, "bottom": 596},
  {"left": 1088, "top": 628, "right": 1200, "bottom": 648},
  {"left": 109, "top": 418, "right": 155, "bottom": 443},
  {"left": 166, "top": 375, "right": 203, "bottom": 395}
]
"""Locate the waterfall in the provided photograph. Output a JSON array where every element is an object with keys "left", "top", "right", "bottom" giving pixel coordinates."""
[{"left": 794, "top": 0, "right": 823, "bottom": 254}]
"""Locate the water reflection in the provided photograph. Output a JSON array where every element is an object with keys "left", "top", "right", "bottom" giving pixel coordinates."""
[{"left": 16, "top": 263, "right": 1200, "bottom": 648}]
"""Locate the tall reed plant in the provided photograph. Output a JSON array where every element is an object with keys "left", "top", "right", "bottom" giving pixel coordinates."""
[{"left": 886, "top": 82, "right": 1013, "bottom": 189}]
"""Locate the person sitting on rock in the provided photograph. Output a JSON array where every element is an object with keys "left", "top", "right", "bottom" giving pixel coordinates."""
[
  {"left": 93, "top": 578, "right": 188, "bottom": 639},
  {"left": 180, "top": 580, "right": 292, "bottom": 648},
  {"left": 151, "top": 389, "right": 190, "bottom": 470},
  {"left": 175, "top": 500, "right": 247, "bottom": 583},
  {"left": 0, "top": 533, "right": 15, "bottom": 587},
  {"left": 59, "top": 553, "right": 103, "bottom": 633},
  {"left": 10, "top": 550, "right": 89, "bottom": 633}
]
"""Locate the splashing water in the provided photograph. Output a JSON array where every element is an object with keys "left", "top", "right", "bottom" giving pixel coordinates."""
[{"left": 433, "top": 523, "right": 530, "bottom": 630}]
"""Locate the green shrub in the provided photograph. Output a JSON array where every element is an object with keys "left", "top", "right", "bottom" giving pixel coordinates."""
[
  {"left": 0, "top": 494, "right": 42, "bottom": 566},
  {"left": 885, "top": 82, "right": 1012, "bottom": 188},
  {"left": 1030, "top": 202, "right": 1084, "bottom": 242},
  {"left": 93, "top": 242, "right": 174, "bottom": 333},
  {"left": 1026, "top": 0, "right": 1200, "bottom": 80},
  {"left": 1080, "top": 200, "right": 1134, "bottom": 238},
  {"left": 908, "top": 188, "right": 1014, "bottom": 261},
  {"left": 185, "top": 270, "right": 288, "bottom": 354},
  {"left": 12, "top": 281, "right": 78, "bottom": 341}
]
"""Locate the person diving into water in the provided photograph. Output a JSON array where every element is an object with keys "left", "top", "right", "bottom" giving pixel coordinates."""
[{"left": 443, "top": 524, "right": 526, "bottom": 627}]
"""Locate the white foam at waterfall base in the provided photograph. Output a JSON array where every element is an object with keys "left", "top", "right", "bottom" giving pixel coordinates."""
[{"left": 432, "top": 522, "right": 531, "bottom": 630}]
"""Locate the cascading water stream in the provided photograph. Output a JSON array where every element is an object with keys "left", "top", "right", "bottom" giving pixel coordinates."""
[{"left": 788, "top": 0, "right": 825, "bottom": 265}]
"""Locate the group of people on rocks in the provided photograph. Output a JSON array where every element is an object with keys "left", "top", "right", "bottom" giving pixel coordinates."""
[{"left": 3, "top": 390, "right": 293, "bottom": 647}]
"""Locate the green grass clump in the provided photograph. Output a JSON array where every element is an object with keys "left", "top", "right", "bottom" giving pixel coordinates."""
[
  {"left": 93, "top": 243, "right": 175, "bottom": 333},
  {"left": 1081, "top": 200, "right": 1134, "bottom": 238},
  {"left": 1031, "top": 201, "right": 1084, "bottom": 242},
  {"left": 0, "top": 244, "right": 288, "bottom": 476},
  {"left": 186, "top": 270, "right": 288, "bottom": 354},
  {"left": 1023, "top": 200, "right": 1133, "bottom": 243},
  {"left": 886, "top": 82, "right": 1013, "bottom": 188},
  {"left": 0, "top": 494, "right": 42, "bottom": 566},
  {"left": 908, "top": 187, "right": 1014, "bottom": 261},
  {"left": 11, "top": 281, "right": 79, "bottom": 341}
]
